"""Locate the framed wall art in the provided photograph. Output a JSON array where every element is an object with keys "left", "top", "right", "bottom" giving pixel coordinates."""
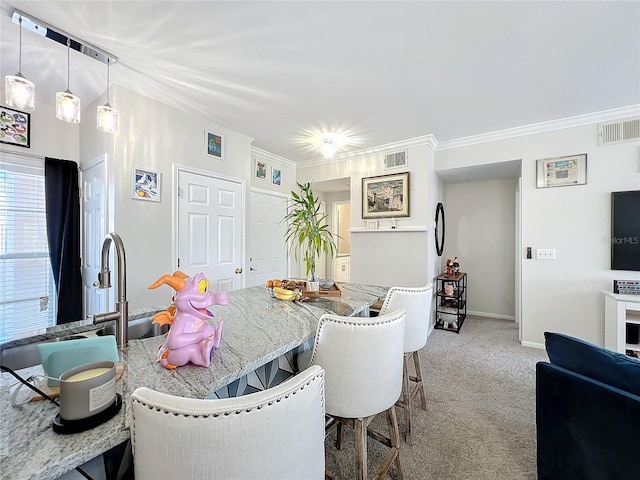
[
  {"left": 272, "top": 167, "right": 281, "bottom": 186},
  {"left": 536, "top": 154, "right": 587, "bottom": 188},
  {"left": 362, "top": 172, "right": 410, "bottom": 219},
  {"left": 205, "top": 130, "right": 224, "bottom": 159},
  {"left": 0, "top": 106, "right": 30, "bottom": 148},
  {"left": 255, "top": 160, "right": 267, "bottom": 180},
  {"left": 131, "top": 166, "right": 161, "bottom": 202}
]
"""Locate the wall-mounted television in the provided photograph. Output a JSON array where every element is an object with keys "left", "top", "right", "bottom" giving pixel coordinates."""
[{"left": 611, "top": 190, "right": 640, "bottom": 271}]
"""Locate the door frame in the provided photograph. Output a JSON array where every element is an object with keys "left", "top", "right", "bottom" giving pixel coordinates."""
[
  {"left": 172, "top": 163, "right": 246, "bottom": 288},
  {"left": 332, "top": 200, "right": 350, "bottom": 279}
]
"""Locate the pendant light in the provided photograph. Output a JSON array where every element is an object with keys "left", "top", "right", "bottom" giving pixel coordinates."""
[
  {"left": 96, "top": 58, "right": 118, "bottom": 133},
  {"left": 5, "top": 15, "right": 35, "bottom": 111},
  {"left": 56, "top": 39, "right": 81, "bottom": 123}
]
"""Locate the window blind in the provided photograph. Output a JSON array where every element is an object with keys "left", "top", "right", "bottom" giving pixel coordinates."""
[{"left": 0, "top": 154, "right": 56, "bottom": 342}]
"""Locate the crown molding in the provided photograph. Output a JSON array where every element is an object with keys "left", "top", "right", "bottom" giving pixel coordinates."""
[
  {"left": 251, "top": 147, "right": 296, "bottom": 169},
  {"left": 296, "top": 134, "right": 437, "bottom": 169},
  {"left": 436, "top": 105, "right": 640, "bottom": 151}
]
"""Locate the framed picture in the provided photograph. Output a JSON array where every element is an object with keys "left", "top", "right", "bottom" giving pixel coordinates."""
[
  {"left": 0, "top": 106, "right": 30, "bottom": 148},
  {"left": 205, "top": 130, "right": 224, "bottom": 159},
  {"left": 131, "top": 166, "right": 161, "bottom": 202},
  {"left": 362, "top": 172, "right": 410, "bottom": 219},
  {"left": 255, "top": 160, "right": 267, "bottom": 180},
  {"left": 536, "top": 154, "right": 587, "bottom": 188},
  {"left": 272, "top": 167, "right": 281, "bottom": 186}
]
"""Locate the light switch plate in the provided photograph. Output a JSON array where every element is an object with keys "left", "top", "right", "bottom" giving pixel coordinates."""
[{"left": 536, "top": 248, "right": 556, "bottom": 260}]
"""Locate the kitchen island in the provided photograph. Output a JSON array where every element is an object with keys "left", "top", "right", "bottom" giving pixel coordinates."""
[{"left": 0, "top": 283, "right": 387, "bottom": 480}]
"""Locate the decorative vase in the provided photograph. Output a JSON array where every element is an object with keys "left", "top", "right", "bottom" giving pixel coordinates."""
[{"left": 307, "top": 271, "right": 319, "bottom": 292}]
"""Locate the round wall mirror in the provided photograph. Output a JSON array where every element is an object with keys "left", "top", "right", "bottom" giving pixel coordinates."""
[{"left": 435, "top": 202, "right": 445, "bottom": 256}]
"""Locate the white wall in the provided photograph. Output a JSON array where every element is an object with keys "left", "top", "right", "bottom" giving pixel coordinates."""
[
  {"left": 297, "top": 142, "right": 434, "bottom": 287},
  {"left": 0, "top": 100, "right": 78, "bottom": 161},
  {"left": 106, "top": 85, "right": 258, "bottom": 310},
  {"left": 443, "top": 178, "right": 518, "bottom": 319},
  {"left": 435, "top": 123, "right": 640, "bottom": 347}
]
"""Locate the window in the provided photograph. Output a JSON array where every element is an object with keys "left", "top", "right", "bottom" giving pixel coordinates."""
[{"left": 0, "top": 154, "right": 56, "bottom": 342}]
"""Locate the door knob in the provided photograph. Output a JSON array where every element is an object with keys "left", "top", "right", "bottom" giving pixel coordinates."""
[{"left": 235, "top": 268, "right": 243, "bottom": 274}]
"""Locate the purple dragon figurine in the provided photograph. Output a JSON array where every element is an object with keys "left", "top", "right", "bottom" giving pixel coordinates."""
[{"left": 148, "top": 271, "right": 228, "bottom": 369}]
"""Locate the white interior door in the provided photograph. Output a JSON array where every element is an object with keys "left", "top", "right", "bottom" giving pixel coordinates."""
[
  {"left": 81, "top": 155, "right": 111, "bottom": 319},
  {"left": 246, "top": 189, "right": 289, "bottom": 287},
  {"left": 177, "top": 168, "right": 244, "bottom": 292}
]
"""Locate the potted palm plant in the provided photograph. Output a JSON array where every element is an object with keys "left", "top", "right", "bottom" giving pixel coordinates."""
[{"left": 283, "top": 182, "right": 337, "bottom": 292}]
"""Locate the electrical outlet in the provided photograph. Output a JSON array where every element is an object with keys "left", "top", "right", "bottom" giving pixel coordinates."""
[{"left": 536, "top": 248, "right": 556, "bottom": 260}]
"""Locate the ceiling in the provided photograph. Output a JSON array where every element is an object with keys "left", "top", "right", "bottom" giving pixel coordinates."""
[{"left": 1, "top": 1, "right": 639, "bottom": 163}]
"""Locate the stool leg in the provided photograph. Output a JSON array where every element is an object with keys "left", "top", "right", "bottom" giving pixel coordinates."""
[
  {"left": 355, "top": 418, "right": 368, "bottom": 480},
  {"left": 335, "top": 422, "right": 343, "bottom": 450},
  {"left": 413, "top": 351, "right": 427, "bottom": 410},
  {"left": 386, "top": 406, "right": 404, "bottom": 480},
  {"left": 402, "top": 354, "right": 413, "bottom": 445}
]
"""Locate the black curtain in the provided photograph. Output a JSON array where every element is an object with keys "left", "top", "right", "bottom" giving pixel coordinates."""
[{"left": 45, "top": 157, "right": 82, "bottom": 324}]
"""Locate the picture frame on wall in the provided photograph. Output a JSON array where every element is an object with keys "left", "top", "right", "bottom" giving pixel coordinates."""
[
  {"left": 205, "top": 130, "right": 224, "bottom": 159},
  {"left": 272, "top": 167, "right": 281, "bottom": 186},
  {"left": 0, "top": 106, "right": 30, "bottom": 148},
  {"left": 131, "top": 166, "right": 161, "bottom": 202},
  {"left": 362, "top": 172, "right": 410, "bottom": 219},
  {"left": 255, "top": 160, "right": 267, "bottom": 180},
  {"left": 536, "top": 153, "right": 587, "bottom": 188}
]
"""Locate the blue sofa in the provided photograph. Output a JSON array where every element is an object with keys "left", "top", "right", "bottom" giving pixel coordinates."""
[{"left": 536, "top": 332, "right": 640, "bottom": 480}]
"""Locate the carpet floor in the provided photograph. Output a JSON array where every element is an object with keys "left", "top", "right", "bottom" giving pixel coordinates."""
[{"left": 324, "top": 316, "right": 549, "bottom": 479}]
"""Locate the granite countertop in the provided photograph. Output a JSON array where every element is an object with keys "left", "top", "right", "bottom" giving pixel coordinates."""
[{"left": 0, "top": 283, "right": 387, "bottom": 480}]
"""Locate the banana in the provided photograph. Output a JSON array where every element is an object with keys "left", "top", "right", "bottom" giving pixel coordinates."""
[
  {"left": 275, "top": 291, "right": 295, "bottom": 301},
  {"left": 273, "top": 286, "right": 295, "bottom": 296},
  {"left": 274, "top": 286, "right": 302, "bottom": 301}
]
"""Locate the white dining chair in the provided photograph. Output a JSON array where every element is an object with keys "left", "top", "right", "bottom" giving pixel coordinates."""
[
  {"left": 378, "top": 283, "right": 433, "bottom": 445},
  {"left": 308, "top": 309, "right": 406, "bottom": 480},
  {"left": 130, "top": 365, "right": 325, "bottom": 480}
]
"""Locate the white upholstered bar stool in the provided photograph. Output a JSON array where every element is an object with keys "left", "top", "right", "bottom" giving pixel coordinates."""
[
  {"left": 130, "top": 365, "right": 325, "bottom": 480},
  {"left": 308, "top": 309, "right": 406, "bottom": 480},
  {"left": 378, "top": 283, "right": 433, "bottom": 445}
]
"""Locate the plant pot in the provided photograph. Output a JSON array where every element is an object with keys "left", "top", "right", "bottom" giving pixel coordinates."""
[{"left": 307, "top": 281, "right": 320, "bottom": 292}]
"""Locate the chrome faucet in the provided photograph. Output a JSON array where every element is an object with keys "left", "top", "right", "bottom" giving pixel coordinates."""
[{"left": 93, "top": 232, "right": 129, "bottom": 346}]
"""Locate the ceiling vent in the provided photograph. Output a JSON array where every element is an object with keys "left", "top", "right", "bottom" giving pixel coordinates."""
[
  {"left": 384, "top": 150, "right": 407, "bottom": 169},
  {"left": 598, "top": 117, "right": 640, "bottom": 146}
]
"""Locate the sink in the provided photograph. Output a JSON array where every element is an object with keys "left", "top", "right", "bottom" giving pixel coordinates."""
[
  {"left": 0, "top": 335, "right": 87, "bottom": 371},
  {"left": 95, "top": 316, "right": 169, "bottom": 340}
]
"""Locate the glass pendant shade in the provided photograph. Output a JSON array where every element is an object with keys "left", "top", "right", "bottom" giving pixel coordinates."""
[
  {"left": 5, "top": 15, "right": 35, "bottom": 111},
  {"left": 55, "top": 90, "right": 81, "bottom": 123},
  {"left": 97, "top": 103, "right": 118, "bottom": 133},
  {"left": 5, "top": 73, "right": 35, "bottom": 111}
]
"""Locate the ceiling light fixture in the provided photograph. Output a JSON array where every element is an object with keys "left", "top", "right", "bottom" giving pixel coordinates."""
[
  {"left": 5, "top": 14, "right": 35, "bottom": 111},
  {"left": 321, "top": 136, "right": 338, "bottom": 158},
  {"left": 97, "top": 58, "right": 118, "bottom": 134},
  {"left": 56, "top": 39, "right": 81, "bottom": 123}
]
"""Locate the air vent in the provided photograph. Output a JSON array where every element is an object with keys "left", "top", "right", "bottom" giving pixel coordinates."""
[
  {"left": 598, "top": 117, "right": 640, "bottom": 145},
  {"left": 384, "top": 150, "right": 407, "bottom": 169}
]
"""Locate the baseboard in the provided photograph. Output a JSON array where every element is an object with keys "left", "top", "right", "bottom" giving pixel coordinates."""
[
  {"left": 521, "top": 340, "right": 545, "bottom": 350},
  {"left": 467, "top": 310, "right": 516, "bottom": 321}
]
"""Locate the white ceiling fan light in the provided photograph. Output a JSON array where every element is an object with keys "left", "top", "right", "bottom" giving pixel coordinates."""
[
  {"left": 321, "top": 136, "right": 338, "bottom": 158},
  {"left": 317, "top": 132, "right": 348, "bottom": 159},
  {"left": 97, "top": 58, "right": 118, "bottom": 133},
  {"left": 56, "top": 39, "right": 81, "bottom": 123},
  {"left": 5, "top": 14, "right": 36, "bottom": 111}
]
